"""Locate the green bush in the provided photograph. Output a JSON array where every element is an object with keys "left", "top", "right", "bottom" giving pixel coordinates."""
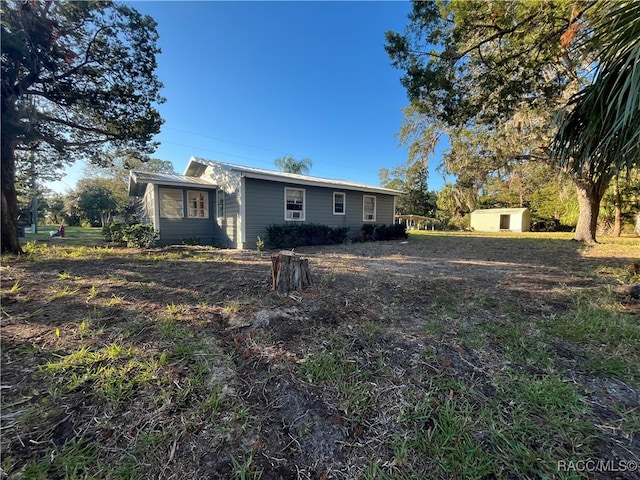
[
  {"left": 265, "top": 223, "right": 348, "bottom": 249},
  {"left": 182, "top": 235, "right": 200, "bottom": 245},
  {"left": 530, "top": 216, "right": 573, "bottom": 232},
  {"left": 103, "top": 222, "right": 158, "bottom": 248},
  {"left": 352, "top": 223, "right": 407, "bottom": 242},
  {"left": 103, "top": 222, "right": 125, "bottom": 243},
  {"left": 447, "top": 215, "right": 471, "bottom": 231}
]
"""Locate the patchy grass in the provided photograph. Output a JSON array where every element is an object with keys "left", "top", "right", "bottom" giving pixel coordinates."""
[{"left": 1, "top": 232, "right": 639, "bottom": 479}]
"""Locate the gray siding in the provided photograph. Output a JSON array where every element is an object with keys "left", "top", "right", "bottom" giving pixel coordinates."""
[
  {"left": 372, "top": 193, "right": 395, "bottom": 226},
  {"left": 243, "top": 179, "right": 283, "bottom": 246},
  {"left": 155, "top": 187, "right": 220, "bottom": 246},
  {"left": 219, "top": 189, "right": 240, "bottom": 248},
  {"left": 243, "top": 178, "right": 397, "bottom": 248}
]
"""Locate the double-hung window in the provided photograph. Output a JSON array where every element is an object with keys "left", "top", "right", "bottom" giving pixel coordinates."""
[
  {"left": 333, "top": 192, "right": 346, "bottom": 215},
  {"left": 363, "top": 195, "right": 376, "bottom": 221},
  {"left": 285, "top": 187, "right": 305, "bottom": 221},
  {"left": 160, "top": 189, "right": 184, "bottom": 218},
  {"left": 187, "top": 191, "right": 208, "bottom": 218}
]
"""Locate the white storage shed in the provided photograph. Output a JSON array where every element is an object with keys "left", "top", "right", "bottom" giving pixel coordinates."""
[{"left": 470, "top": 208, "right": 531, "bottom": 232}]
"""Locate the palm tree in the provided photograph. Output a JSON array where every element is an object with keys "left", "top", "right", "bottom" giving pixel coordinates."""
[
  {"left": 551, "top": 0, "right": 640, "bottom": 241},
  {"left": 274, "top": 156, "right": 313, "bottom": 175}
]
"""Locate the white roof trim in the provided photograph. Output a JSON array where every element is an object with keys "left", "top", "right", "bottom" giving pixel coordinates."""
[{"left": 471, "top": 208, "right": 529, "bottom": 214}]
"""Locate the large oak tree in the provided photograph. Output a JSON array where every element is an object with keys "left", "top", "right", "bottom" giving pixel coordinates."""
[
  {"left": 379, "top": 105, "right": 439, "bottom": 217},
  {"left": 1, "top": 0, "right": 164, "bottom": 253}
]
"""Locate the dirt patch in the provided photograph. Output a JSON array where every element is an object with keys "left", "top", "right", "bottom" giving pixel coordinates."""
[{"left": 2, "top": 233, "right": 639, "bottom": 479}]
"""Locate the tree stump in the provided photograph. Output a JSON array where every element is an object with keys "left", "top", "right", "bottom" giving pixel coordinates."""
[
  {"left": 614, "top": 283, "right": 640, "bottom": 299},
  {"left": 271, "top": 251, "right": 312, "bottom": 296}
]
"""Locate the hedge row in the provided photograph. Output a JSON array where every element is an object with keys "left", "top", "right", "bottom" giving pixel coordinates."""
[
  {"left": 102, "top": 221, "right": 407, "bottom": 249},
  {"left": 265, "top": 223, "right": 348, "bottom": 249},
  {"left": 352, "top": 223, "right": 408, "bottom": 242},
  {"left": 265, "top": 223, "right": 407, "bottom": 249},
  {"left": 103, "top": 222, "right": 158, "bottom": 248}
]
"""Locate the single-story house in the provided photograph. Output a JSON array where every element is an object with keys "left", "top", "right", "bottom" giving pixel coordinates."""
[
  {"left": 128, "top": 157, "right": 403, "bottom": 249},
  {"left": 470, "top": 207, "right": 531, "bottom": 232}
]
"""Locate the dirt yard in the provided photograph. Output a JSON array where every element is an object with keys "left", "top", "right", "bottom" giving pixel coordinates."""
[{"left": 1, "top": 232, "right": 639, "bottom": 479}]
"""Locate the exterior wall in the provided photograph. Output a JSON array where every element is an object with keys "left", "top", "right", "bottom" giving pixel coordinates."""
[
  {"left": 470, "top": 208, "right": 531, "bottom": 232},
  {"left": 342, "top": 190, "right": 360, "bottom": 227},
  {"left": 219, "top": 188, "right": 241, "bottom": 248},
  {"left": 242, "top": 178, "right": 397, "bottom": 248},
  {"left": 470, "top": 211, "right": 499, "bottom": 232},
  {"left": 520, "top": 209, "right": 532, "bottom": 232},
  {"left": 368, "top": 191, "right": 396, "bottom": 226},
  {"left": 154, "top": 187, "right": 220, "bottom": 246},
  {"left": 140, "top": 184, "right": 156, "bottom": 225},
  {"left": 202, "top": 165, "right": 242, "bottom": 248}
]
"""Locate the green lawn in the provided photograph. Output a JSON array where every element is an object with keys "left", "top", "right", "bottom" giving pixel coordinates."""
[
  {"left": 2, "top": 231, "right": 638, "bottom": 479},
  {"left": 20, "top": 226, "right": 105, "bottom": 247}
]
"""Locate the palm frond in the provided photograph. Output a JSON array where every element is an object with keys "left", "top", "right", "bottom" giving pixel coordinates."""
[{"left": 552, "top": 0, "right": 640, "bottom": 179}]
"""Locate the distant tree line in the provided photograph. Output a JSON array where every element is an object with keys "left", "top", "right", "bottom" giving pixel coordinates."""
[{"left": 18, "top": 158, "right": 175, "bottom": 229}]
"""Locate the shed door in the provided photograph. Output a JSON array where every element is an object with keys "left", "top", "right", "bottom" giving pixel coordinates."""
[{"left": 499, "top": 214, "right": 510, "bottom": 230}]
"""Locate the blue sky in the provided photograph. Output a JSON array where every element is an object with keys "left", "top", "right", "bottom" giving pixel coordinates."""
[{"left": 47, "top": 1, "right": 449, "bottom": 193}]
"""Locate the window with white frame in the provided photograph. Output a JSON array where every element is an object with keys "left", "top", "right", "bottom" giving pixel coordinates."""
[
  {"left": 187, "top": 190, "right": 208, "bottom": 218},
  {"left": 285, "top": 187, "right": 305, "bottom": 221},
  {"left": 363, "top": 195, "right": 376, "bottom": 221},
  {"left": 160, "top": 189, "right": 184, "bottom": 218},
  {"left": 333, "top": 192, "right": 346, "bottom": 215}
]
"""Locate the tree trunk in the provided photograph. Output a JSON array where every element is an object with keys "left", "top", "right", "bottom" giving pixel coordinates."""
[
  {"left": 573, "top": 184, "right": 598, "bottom": 243},
  {"left": 1, "top": 137, "right": 23, "bottom": 254},
  {"left": 271, "top": 251, "right": 312, "bottom": 296},
  {"left": 612, "top": 176, "right": 622, "bottom": 237},
  {"left": 572, "top": 169, "right": 614, "bottom": 243}
]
